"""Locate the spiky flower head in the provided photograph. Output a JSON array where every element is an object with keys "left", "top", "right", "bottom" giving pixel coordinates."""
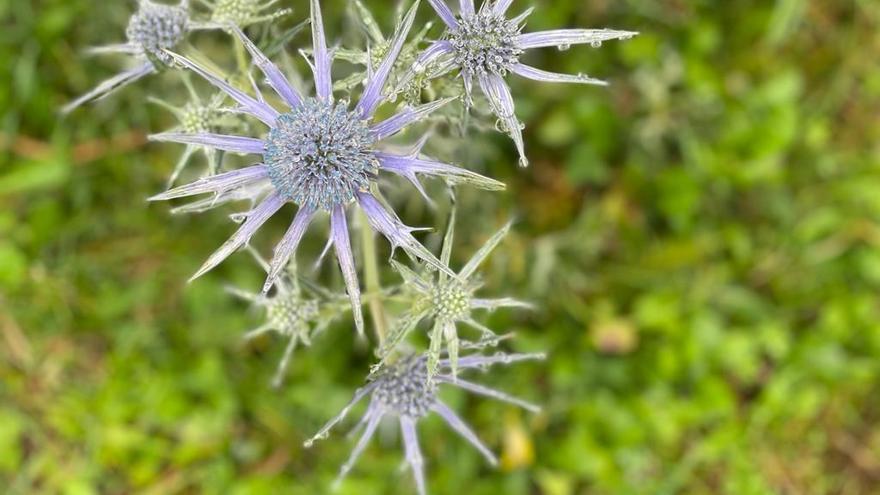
[
  {"left": 149, "top": 0, "right": 505, "bottom": 338},
  {"left": 228, "top": 250, "right": 349, "bottom": 387},
  {"left": 379, "top": 205, "right": 531, "bottom": 380},
  {"left": 61, "top": 0, "right": 213, "bottom": 114},
  {"left": 264, "top": 98, "right": 377, "bottom": 211},
  {"left": 402, "top": 0, "right": 637, "bottom": 166},
  {"left": 206, "top": 0, "right": 291, "bottom": 27},
  {"left": 305, "top": 347, "right": 545, "bottom": 495}
]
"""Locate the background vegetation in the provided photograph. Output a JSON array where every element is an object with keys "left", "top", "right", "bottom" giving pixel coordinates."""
[{"left": 2, "top": 0, "right": 880, "bottom": 493}]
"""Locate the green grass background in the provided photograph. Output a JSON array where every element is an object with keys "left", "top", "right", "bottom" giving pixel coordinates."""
[{"left": 3, "top": 0, "right": 880, "bottom": 493}]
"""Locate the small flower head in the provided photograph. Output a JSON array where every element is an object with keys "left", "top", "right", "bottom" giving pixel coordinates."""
[
  {"left": 126, "top": 0, "right": 190, "bottom": 66},
  {"left": 380, "top": 206, "right": 531, "bottom": 379},
  {"left": 408, "top": 0, "right": 637, "bottom": 166},
  {"left": 264, "top": 98, "right": 378, "bottom": 211},
  {"left": 229, "top": 250, "right": 348, "bottom": 387},
  {"left": 305, "top": 347, "right": 545, "bottom": 495},
  {"left": 149, "top": 78, "right": 236, "bottom": 185},
  {"left": 150, "top": 0, "right": 504, "bottom": 338},
  {"left": 62, "top": 0, "right": 211, "bottom": 114}
]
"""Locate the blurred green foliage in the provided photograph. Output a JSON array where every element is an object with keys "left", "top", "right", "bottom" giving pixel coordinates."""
[{"left": 3, "top": 0, "right": 880, "bottom": 494}]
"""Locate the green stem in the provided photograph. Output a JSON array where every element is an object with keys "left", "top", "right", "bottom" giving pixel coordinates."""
[{"left": 359, "top": 209, "right": 387, "bottom": 345}]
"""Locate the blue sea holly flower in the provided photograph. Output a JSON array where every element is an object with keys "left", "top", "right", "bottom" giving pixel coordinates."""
[
  {"left": 410, "top": 0, "right": 638, "bottom": 166},
  {"left": 304, "top": 349, "right": 545, "bottom": 495},
  {"left": 149, "top": 0, "right": 504, "bottom": 336},
  {"left": 226, "top": 250, "right": 350, "bottom": 387},
  {"left": 380, "top": 205, "right": 531, "bottom": 379},
  {"left": 63, "top": 0, "right": 214, "bottom": 114}
]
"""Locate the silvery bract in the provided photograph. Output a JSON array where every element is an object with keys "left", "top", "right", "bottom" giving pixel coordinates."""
[
  {"left": 413, "top": 0, "right": 638, "bottom": 166},
  {"left": 150, "top": 0, "right": 503, "bottom": 336},
  {"left": 305, "top": 349, "right": 544, "bottom": 495}
]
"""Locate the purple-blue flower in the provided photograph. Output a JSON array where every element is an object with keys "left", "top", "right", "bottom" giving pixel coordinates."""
[
  {"left": 305, "top": 349, "right": 545, "bottom": 495},
  {"left": 411, "top": 0, "right": 638, "bottom": 166},
  {"left": 149, "top": 0, "right": 503, "bottom": 336},
  {"left": 63, "top": 0, "right": 214, "bottom": 114}
]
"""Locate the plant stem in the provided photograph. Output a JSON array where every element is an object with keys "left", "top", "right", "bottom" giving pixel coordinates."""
[{"left": 359, "top": 209, "right": 387, "bottom": 345}]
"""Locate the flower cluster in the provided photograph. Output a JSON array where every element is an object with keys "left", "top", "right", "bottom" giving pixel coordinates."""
[{"left": 65, "top": 0, "right": 633, "bottom": 492}]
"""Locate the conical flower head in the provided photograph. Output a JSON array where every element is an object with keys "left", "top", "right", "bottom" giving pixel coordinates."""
[
  {"left": 264, "top": 98, "right": 378, "bottom": 211},
  {"left": 448, "top": 7, "right": 522, "bottom": 77}
]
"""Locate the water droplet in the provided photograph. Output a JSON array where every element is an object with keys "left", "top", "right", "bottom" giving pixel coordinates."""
[
  {"left": 591, "top": 40, "right": 603, "bottom": 48},
  {"left": 518, "top": 156, "right": 530, "bottom": 167},
  {"left": 557, "top": 43, "right": 571, "bottom": 51}
]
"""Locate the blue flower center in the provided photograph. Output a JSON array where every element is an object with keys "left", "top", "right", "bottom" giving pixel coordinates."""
[
  {"left": 264, "top": 99, "right": 377, "bottom": 211},
  {"left": 374, "top": 357, "right": 436, "bottom": 418}
]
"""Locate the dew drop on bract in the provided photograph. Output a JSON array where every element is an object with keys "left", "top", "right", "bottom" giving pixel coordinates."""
[{"left": 557, "top": 43, "right": 571, "bottom": 51}]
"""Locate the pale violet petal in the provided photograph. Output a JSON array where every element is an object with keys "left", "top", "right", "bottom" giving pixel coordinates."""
[
  {"left": 433, "top": 401, "right": 498, "bottom": 465},
  {"left": 516, "top": 28, "right": 639, "bottom": 50},
  {"left": 477, "top": 72, "right": 527, "bottom": 167},
  {"left": 331, "top": 206, "right": 365, "bottom": 336},
  {"left": 149, "top": 164, "right": 269, "bottom": 201},
  {"left": 437, "top": 375, "right": 541, "bottom": 413},
  {"left": 149, "top": 132, "right": 266, "bottom": 154},
  {"left": 230, "top": 24, "right": 304, "bottom": 108},
  {"left": 356, "top": 0, "right": 420, "bottom": 118},
  {"left": 357, "top": 192, "right": 456, "bottom": 279},
  {"left": 376, "top": 151, "right": 505, "bottom": 191},
  {"left": 61, "top": 62, "right": 155, "bottom": 114},
  {"left": 510, "top": 62, "right": 607, "bottom": 86},
  {"left": 164, "top": 50, "right": 279, "bottom": 126},
  {"left": 369, "top": 97, "right": 456, "bottom": 140},
  {"left": 263, "top": 204, "right": 317, "bottom": 293},
  {"left": 400, "top": 417, "right": 427, "bottom": 495},
  {"left": 190, "top": 193, "right": 286, "bottom": 281},
  {"left": 309, "top": 0, "right": 333, "bottom": 100},
  {"left": 427, "top": 0, "right": 458, "bottom": 28}
]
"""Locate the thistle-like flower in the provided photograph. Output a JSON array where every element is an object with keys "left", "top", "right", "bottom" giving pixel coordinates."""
[
  {"left": 149, "top": 0, "right": 505, "bottom": 336},
  {"left": 380, "top": 205, "right": 530, "bottom": 379},
  {"left": 201, "top": 0, "right": 291, "bottom": 27},
  {"left": 227, "top": 250, "right": 348, "bottom": 387},
  {"left": 408, "top": 0, "right": 637, "bottom": 166},
  {"left": 149, "top": 79, "right": 233, "bottom": 185},
  {"left": 305, "top": 348, "right": 545, "bottom": 495},
  {"left": 63, "top": 0, "right": 212, "bottom": 114}
]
